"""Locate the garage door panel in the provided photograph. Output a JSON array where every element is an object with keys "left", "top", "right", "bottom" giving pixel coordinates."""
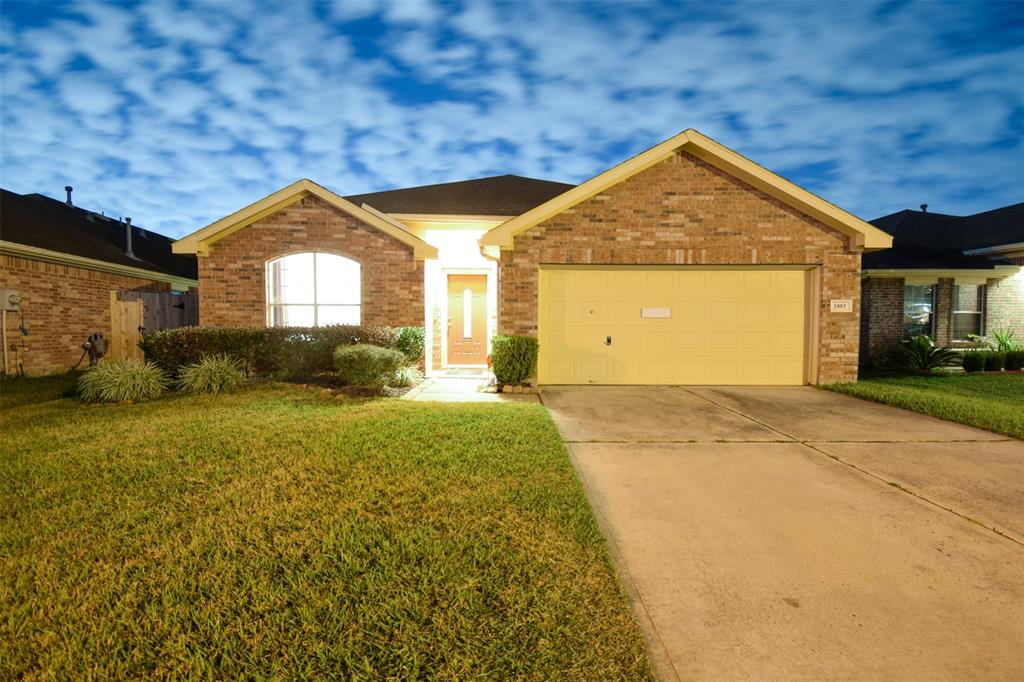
[{"left": 539, "top": 268, "right": 807, "bottom": 385}]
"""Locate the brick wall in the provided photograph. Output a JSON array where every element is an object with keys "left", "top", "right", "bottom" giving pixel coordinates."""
[
  {"left": 860, "top": 277, "right": 903, "bottom": 365},
  {"left": 0, "top": 254, "right": 168, "bottom": 375},
  {"left": 987, "top": 257, "right": 1024, "bottom": 337},
  {"left": 498, "top": 150, "right": 863, "bottom": 383},
  {"left": 199, "top": 195, "right": 423, "bottom": 328},
  {"left": 933, "top": 278, "right": 955, "bottom": 346}
]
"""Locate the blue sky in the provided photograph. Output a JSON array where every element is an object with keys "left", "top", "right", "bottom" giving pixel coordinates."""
[{"left": 1, "top": 0, "right": 1021, "bottom": 238}]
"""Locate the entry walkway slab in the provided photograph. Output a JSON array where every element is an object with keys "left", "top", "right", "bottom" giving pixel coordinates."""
[{"left": 403, "top": 377, "right": 539, "bottom": 403}]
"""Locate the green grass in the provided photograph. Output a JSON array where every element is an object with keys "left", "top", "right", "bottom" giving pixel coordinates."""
[
  {"left": 1, "top": 380, "right": 652, "bottom": 679},
  {"left": 824, "top": 373, "right": 1024, "bottom": 439}
]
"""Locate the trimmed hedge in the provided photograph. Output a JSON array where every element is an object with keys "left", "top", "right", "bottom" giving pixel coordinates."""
[
  {"left": 985, "top": 352, "right": 1007, "bottom": 372},
  {"left": 140, "top": 325, "right": 422, "bottom": 378},
  {"left": 491, "top": 335, "right": 539, "bottom": 385},
  {"left": 961, "top": 351, "right": 986, "bottom": 373},
  {"left": 333, "top": 344, "right": 406, "bottom": 387},
  {"left": 1006, "top": 350, "right": 1024, "bottom": 371}
]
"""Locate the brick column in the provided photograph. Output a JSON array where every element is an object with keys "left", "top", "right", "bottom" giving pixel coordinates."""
[
  {"left": 933, "top": 278, "right": 954, "bottom": 346},
  {"left": 860, "top": 277, "right": 903, "bottom": 365}
]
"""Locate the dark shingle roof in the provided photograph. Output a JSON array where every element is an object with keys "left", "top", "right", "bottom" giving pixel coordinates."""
[
  {"left": 345, "top": 174, "right": 574, "bottom": 216},
  {"left": 865, "top": 202, "right": 1023, "bottom": 270},
  {"left": 0, "top": 189, "right": 198, "bottom": 280}
]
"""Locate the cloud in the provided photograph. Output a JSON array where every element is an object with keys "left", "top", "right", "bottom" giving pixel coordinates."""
[{"left": 0, "top": 0, "right": 1021, "bottom": 238}]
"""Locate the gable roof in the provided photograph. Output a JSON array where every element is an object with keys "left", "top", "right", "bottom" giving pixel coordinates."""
[
  {"left": 480, "top": 129, "right": 893, "bottom": 252},
  {"left": 344, "top": 174, "right": 574, "bottom": 216},
  {"left": 172, "top": 179, "right": 438, "bottom": 258},
  {"left": 864, "top": 202, "right": 1023, "bottom": 269},
  {"left": 0, "top": 188, "right": 198, "bottom": 282}
]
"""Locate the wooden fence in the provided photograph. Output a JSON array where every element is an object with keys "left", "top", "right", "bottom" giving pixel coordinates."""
[{"left": 108, "top": 290, "right": 199, "bottom": 361}]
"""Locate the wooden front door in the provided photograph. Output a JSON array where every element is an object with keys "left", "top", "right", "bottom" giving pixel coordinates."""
[{"left": 447, "top": 274, "right": 488, "bottom": 365}]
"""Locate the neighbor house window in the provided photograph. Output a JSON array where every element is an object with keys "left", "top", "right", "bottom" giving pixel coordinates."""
[
  {"left": 953, "top": 284, "right": 985, "bottom": 340},
  {"left": 903, "top": 284, "right": 934, "bottom": 338},
  {"left": 266, "top": 252, "right": 360, "bottom": 326}
]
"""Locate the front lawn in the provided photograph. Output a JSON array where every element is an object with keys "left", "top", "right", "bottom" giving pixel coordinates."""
[
  {"left": 0, "top": 379, "right": 652, "bottom": 679},
  {"left": 824, "top": 373, "right": 1024, "bottom": 439}
]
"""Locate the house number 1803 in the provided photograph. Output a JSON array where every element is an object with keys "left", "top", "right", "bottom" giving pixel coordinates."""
[{"left": 830, "top": 299, "right": 854, "bottom": 313}]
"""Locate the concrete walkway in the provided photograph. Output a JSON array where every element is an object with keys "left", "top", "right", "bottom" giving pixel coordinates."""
[
  {"left": 402, "top": 376, "right": 540, "bottom": 403},
  {"left": 543, "top": 386, "right": 1024, "bottom": 682}
]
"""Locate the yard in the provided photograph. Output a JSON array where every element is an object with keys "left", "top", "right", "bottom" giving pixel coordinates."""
[
  {"left": 824, "top": 373, "right": 1024, "bottom": 440},
  {"left": 0, "top": 376, "right": 652, "bottom": 679}
]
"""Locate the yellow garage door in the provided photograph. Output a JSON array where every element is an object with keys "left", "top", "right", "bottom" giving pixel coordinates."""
[{"left": 539, "top": 267, "right": 807, "bottom": 385}]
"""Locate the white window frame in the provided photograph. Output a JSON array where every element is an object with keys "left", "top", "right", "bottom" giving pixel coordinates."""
[
  {"left": 952, "top": 283, "right": 986, "bottom": 341},
  {"left": 266, "top": 252, "right": 361, "bottom": 327}
]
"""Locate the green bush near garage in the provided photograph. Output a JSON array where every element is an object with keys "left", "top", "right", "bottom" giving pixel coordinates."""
[{"left": 491, "top": 335, "right": 539, "bottom": 385}]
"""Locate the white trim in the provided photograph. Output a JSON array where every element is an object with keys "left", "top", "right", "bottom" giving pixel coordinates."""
[
  {"left": 173, "top": 179, "right": 439, "bottom": 259},
  {"left": 962, "top": 241, "right": 1024, "bottom": 256},
  {"left": 863, "top": 266, "right": 1020, "bottom": 284},
  {"left": 480, "top": 129, "right": 893, "bottom": 252},
  {"left": 0, "top": 239, "right": 197, "bottom": 291}
]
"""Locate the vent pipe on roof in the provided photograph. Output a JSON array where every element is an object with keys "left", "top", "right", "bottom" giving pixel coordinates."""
[
  {"left": 124, "top": 217, "right": 137, "bottom": 259},
  {"left": 65, "top": 186, "right": 73, "bottom": 207},
  {"left": 920, "top": 203, "right": 928, "bottom": 213}
]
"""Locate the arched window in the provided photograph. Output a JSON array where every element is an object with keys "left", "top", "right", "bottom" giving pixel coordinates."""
[{"left": 266, "top": 252, "right": 360, "bottom": 326}]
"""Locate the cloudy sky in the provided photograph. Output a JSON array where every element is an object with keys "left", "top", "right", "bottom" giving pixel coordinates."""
[{"left": 1, "top": 0, "right": 1021, "bottom": 238}]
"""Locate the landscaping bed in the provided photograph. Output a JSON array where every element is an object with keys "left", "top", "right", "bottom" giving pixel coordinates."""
[
  {"left": 0, "top": 379, "right": 651, "bottom": 679},
  {"left": 824, "top": 373, "right": 1024, "bottom": 440}
]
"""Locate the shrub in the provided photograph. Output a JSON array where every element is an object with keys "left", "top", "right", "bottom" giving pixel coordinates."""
[
  {"left": 960, "top": 351, "right": 986, "bottom": 373},
  {"left": 176, "top": 354, "right": 246, "bottom": 395},
  {"left": 987, "top": 327, "right": 1022, "bottom": 353},
  {"left": 984, "top": 352, "right": 1006, "bottom": 372},
  {"left": 333, "top": 344, "right": 406, "bottom": 387},
  {"left": 141, "top": 325, "right": 403, "bottom": 378},
  {"left": 390, "top": 364, "right": 425, "bottom": 388},
  {"left": 1005, "top": 350, "right": 1024, "bottom": 371},
  {"left": 394, "top": 326, "right": 425, "bottom": 364},
  {"left": 140, "top": 327, "right": 266, "bottom": 376},
  {"left": 900, "top": 335, "right": 960, "bottom": 373},
  {"left": 78, "top": 360, "right": 168, "bottom": 403},
  {"left": 491, "top": 335, "right": 539, "bottom": 384},
  {"left": 269, "top": 326, "right": 400, "bottom": 378}
]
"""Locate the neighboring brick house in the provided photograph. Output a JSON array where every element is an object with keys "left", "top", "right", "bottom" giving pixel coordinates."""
[
  {"left": 174, "top": 129, "right": 892, "bottom": 385},
  {"left": 861, "top": 203, "right": 1023, "bottom": 365},
  {"left": 0, "top": 188, "right": 198, "bottom": 375}
]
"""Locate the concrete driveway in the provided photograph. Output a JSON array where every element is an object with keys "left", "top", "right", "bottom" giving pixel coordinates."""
[{"left": 543, "top": 386, "right": 1024, "bottom": 682}]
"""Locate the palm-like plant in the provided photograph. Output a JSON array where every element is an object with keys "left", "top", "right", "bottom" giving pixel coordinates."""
[
  {"left": 988, "top": 327, "right": 1022, "bottom": 353},
  {"left": 901, "top": 335, "right": 960, "bottom": 373}
]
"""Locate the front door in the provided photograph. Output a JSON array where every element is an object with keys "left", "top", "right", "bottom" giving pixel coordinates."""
[{"left": 447, "top": 274, "right": 488, "bottom": 365}]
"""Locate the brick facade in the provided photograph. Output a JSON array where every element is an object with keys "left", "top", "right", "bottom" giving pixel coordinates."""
[
  {"left": 497, "top": 150, "right": 863, "bottom": 383},
  {"left": 860, "top": 277, "right": 902, "bottom": 364},
  {"left": 199, "top": 195, "right": 423, "bottom": 328},
  {"left": 860, "top": 261, "right": 1023, "bottom": 366},
  {"left": 986, "top": 258, "right": 1024, "bottom": 338},
  {"left": 0, "top": 254, "right": 169, "bottom": 375}
]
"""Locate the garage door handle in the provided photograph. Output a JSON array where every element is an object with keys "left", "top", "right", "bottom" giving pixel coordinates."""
[{"left": 605, "top": 336, "right": 612, "bottom": 346}]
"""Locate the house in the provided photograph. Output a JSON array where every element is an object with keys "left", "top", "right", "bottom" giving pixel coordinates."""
[
  {"left": 0, "top": 188, "right": 199, "bottom": 375},
  {"left": 861, "top": 203, "right": 1023, "bottom": 364},
  {"left": 172, "top": 129, "right": 893, "bottom": 385}
]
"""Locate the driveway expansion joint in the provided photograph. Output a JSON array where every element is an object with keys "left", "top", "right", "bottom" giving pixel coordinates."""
[{"left": 678, "top": 386, "right": 1022, "bottom": 546}]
